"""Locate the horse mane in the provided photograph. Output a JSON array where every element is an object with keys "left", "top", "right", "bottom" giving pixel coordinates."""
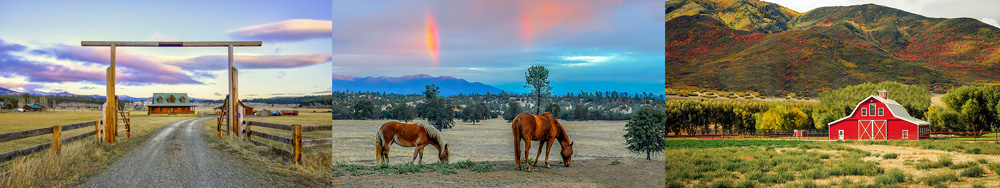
[{"left": 416, "top": 123, "right": 446, "bottom": 145}]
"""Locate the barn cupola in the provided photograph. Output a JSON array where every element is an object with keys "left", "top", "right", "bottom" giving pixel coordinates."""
[{"left": 878, "top": 90, "right": 887, "bottom": 99}]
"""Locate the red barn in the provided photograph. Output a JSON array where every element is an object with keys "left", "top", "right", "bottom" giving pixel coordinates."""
[{"left": 828, "top": 90, "right": 930, "bottom": 140}]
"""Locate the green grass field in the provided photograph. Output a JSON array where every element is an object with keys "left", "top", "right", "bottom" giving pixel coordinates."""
[{"left": 666, "top": 139, "right": 1000, "bottom": 187}]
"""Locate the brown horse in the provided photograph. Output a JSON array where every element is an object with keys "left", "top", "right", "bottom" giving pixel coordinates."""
[
  {"left": 512, "top": 112, "right": 573, "bottom": 171},
  {"left": 375, "top": 121, "right": 449, "bottom": 165}
]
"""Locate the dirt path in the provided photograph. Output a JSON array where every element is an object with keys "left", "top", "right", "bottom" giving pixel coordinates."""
[
  {"left": 333, "top": 158, "right": 664, "bottom": 187},
  {"left": 78, "top": 117, "right": 287, "bottom": 187}
]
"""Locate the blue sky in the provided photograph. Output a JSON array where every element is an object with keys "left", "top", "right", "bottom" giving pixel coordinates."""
[
  {"left": 331, "top": 0, "right": 665, "bottom": 95},
  {"left": 0, "top": 0, "right": 332, "bottom": 99}
]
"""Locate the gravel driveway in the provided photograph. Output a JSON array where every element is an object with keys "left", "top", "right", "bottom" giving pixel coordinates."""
[{"left": 79, "top": 117, "right": 281, "bottom": 187}]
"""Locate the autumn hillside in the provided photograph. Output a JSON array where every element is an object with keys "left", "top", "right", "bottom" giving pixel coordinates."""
[{"left": 666, "top": 0, "right": 1000, "bottom": 97}]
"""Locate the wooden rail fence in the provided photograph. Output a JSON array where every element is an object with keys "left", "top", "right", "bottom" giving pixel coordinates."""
[
  {"left": 216, "top": 121, "right": 331, "bottom": 163},
  {"left": 0, "top": 120, "right": 130, "bottom": 163}
]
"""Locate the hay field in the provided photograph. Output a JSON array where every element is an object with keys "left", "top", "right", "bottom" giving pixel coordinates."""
[
  {"left": 333, "top": 118, "right": 660, "bottom": 165},
  {"left": 0, "top": 112, "right": 191, "bottom": 153}
]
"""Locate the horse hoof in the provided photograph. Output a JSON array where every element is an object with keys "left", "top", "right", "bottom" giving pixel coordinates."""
[{"left": 545, "top": 165, "right": 550, "bottom": 168}]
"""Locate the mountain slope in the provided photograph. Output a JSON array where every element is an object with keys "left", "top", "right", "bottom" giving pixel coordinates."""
[
  {"left": 331, "top": 74, "right": 503, "bottom": 96},
  {"left": 666, "top": 0, "right": 1000, "bottom": 96}
]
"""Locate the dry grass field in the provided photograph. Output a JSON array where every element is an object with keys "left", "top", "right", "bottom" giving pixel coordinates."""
[
  {"left": 333, "top": 118, "right": 662, "bottom": 165},
  {"left": 0, "top": 111, "right": 197, "bottom": 187}
]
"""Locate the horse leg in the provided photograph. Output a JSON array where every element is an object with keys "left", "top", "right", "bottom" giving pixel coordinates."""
[
  {"left": 383, "top": 145, "right": 391, "bottom": 165},
  {"left": 544, "top": 139, "right": 555, "bottom": 168},
  {"left": 410, "top": 146, "right": 420, "bottom": 164},
  {"left": 513, "top": 136, "right": 522, "bottom": 170},
  {"left": 533, "top": 140, "right": 544, "bottom": 167},
  {"left": 417, "top": 145, "right": 425, "bottom": 164},
  {"left": 524, "top": 139, "right": 532, "bottom": 172}
]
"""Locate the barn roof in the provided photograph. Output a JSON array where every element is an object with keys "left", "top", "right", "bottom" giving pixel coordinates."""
[{"left": 827, "top": 95, "right": 930, "bottom": 126}]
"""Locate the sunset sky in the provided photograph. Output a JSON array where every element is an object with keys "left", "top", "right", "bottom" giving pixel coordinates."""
[
  {"left": 0, "top": 0, "right": 332, "bottom": 100},
  {"left": 331, "top": 0, "right": 665, "bottom": 95}
]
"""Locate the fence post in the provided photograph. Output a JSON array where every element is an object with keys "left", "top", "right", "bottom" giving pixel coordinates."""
[
  {"left": 126, "top": 111, "right": 131, "bottom": 138},
  {"left": 246, "top": 121, "right": 252, "bottom": 141},
  {"left": 94, "top": 120, "right": 101, "bottom": 143},
  {"left": 294, "top": 124, "right": 302, "bottom": 163},
  {"left": 52, "top": 126, "right": 62, "bottom": 154}
]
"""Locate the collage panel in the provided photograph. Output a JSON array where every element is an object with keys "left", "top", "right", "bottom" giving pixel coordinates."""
[
  {"left": 331, "top": 0, "right": 666, "bottom": 187},
  {"left": 666, "top": 0, "right": 1000, "bottom": 187},
  {"left": 0, "top": 1, "right": 334, "bottom": 187}
]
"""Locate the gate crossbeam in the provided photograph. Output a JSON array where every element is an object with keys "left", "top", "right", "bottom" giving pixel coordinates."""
[{"left": 82, "top": 41, "right": 261, "bottom": 143}]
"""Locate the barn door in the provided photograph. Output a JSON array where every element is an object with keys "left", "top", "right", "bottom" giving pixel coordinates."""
[{"left": 857, "top": 120, "right": 887, "bottom": 140}]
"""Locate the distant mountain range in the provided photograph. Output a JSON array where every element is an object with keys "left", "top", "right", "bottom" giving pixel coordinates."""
[
  {"left": 332, "top": 74, "right": 503, "bottom": 96},
  {"left": 1, "top": 87, "right": 213, "bottom": 102},
  {"left": 666, "top": 0, "right": 1000, "bottom": 96}
]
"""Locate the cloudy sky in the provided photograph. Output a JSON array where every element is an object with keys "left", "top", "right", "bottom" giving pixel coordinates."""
[
  {"left": 332, "top": 0, "right": 665, "bottom": 95},
  {"left": 767, "top": 0, "right": 1000, "bottom": 28},
  {"left": 0, "top": 0, "right": 332, "bottom": 99}
]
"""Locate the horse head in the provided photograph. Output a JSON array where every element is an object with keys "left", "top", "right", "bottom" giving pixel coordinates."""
[
  {"left": 438, "top": 143, "right": 450, "bottom": 164},
  {"left": 561, "top": 141, "right": 573, "bottom": 167}
]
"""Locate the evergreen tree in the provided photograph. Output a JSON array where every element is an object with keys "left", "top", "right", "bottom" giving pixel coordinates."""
[
  {"left": 624, "top": 107, "right": 665, "bottom": 160},
  {"left": 544, "top": 103, "right": 561, "bottom": 119},
  {"left": 352, "top": 100, "right": 376, "bottom": 120},
  {"left": 524, "top": 65, "right": 552, "bottom": 114}
]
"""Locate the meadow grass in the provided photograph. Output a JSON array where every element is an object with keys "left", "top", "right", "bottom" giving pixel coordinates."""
[
  {"left": 859, "top": 139, "right": 1000, "bottom": 155},
  {"left": 664, "top": 139, "right": 810, "bottom": 149},
  {"left": 0, "top": 115, "right": 193, "bottom": 187}
]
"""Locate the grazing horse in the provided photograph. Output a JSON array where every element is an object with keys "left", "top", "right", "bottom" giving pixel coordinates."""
[
  {"left": 375, "top": 121, "right": 449, "bottom": 165},
  {"left": 512, "top": 112, "right": 574, "bottom": 171}
]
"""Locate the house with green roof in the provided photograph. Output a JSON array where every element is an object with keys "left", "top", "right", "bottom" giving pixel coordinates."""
[
  {"left": 23, "top": 103, "right": 44, "bottom": 112},
  {"left": 148, "top": 93, "right": 196, "bottom": 115}
]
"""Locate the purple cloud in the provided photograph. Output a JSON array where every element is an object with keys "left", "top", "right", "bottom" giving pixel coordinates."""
[
  {"left": 4, "top": 40, "right": 202, "bottom": 85},
  {"left": 165, "top": 53, "right": 331, "bottom": 70},
  {"left": 229, "top": 19, "right": 332, "bottom": 42}
]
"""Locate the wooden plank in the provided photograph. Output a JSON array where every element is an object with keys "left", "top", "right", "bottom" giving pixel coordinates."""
[
  {"left": 61, "top": 121, "right": 93, "bottom": 131},
  {"left": 0, "top": 127, "right": 54, "bottom": 143},
  {"left": 52, "top": 126, "right": 61, "bottom": 154},
  {"left": 81, "top": 41, "right": 262, "bottom": 47},
  {"left": 0, "top": 131, "right": 96, "bottom": 163},
  {"left": 248, "top": 140, "right": 292, "bottom": 159},
  {"left": 248, "top": 130, "right": 294, "bottom": 145},
  {"left": 302, "top": 138, "right": 332, "bottom": 147},
  {"left": 0, "top": 143, "right": 50, "bottom": 163},
  {"left": 248, "top": 121, "right": 294, "bottom": 131},
  {"left": 302, "top": 125, "right": 332, "bottom": 132}
]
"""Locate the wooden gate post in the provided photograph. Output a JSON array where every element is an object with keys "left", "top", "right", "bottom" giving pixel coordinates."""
[
  {"left": 52, "top": 126, "right": 62, "bottom": 154},
  {"left": 294, "top": 124, "right": 302, "bottom": 163}
]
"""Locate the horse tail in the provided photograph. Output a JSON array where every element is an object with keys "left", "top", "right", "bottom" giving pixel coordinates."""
[
  {"left": 511, "top": 116, "right": 520, "bottom": 151},
  {"left": 376, "top": 129, "right": 384, "bottom": 164}
]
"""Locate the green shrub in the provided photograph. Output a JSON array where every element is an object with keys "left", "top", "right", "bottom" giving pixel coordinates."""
[
  {"left": 937, "top": 155, "right": 953, "bottom": 167},
  {"left": 915, "top": 158, "right": 940, "bottom": 170},
  {"left": 987, "top": 163, "right": 1000, "bottom": 173},
  {"left": 960, "top": 166, "right": 985, "bottom": 177},
  {"left": 666, "top": 181, "right": 684, "bottom": 188},
  {"left": 882, "top": 153, "right": 899, "bottom": 159},
  {"left": 803, "top": 168, "right": 830, "bottom": 179},
  {"left": 874, "top": 169, "right": 909, "bottom": 185},
  {"left": 973, "top": 184, "right": 986, "bottom": 188},
  {"left": 919, "top": 171, "right": 959, "bottom": 186},
  {"left": 819, "top": 154, "right": 830, "bottom": 159},
  {"left": 709, "top": 178, "right": 736, "bottom": 188},
  {"left": 471, "top": 161, "right": 495, "bottom": 173},
  {"left": 737, "top": 180, "right": 758, "bottom": 188},
  {"left": 950, "top": 161, "right": 979, "bottom": 169},
  {"left": 976, "top": 159, "right": 988, "bottom": 164}
]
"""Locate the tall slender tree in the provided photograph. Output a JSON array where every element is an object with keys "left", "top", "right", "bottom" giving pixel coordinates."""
[{"left": 524, "top": 65, "right": 552, "bottom": 114}]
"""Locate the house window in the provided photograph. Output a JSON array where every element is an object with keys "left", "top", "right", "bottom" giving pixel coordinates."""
[
  {"left": 902, "top": 130, "right": 909, "bottom": 139},
  {"left": 862, "top": 108, "right": 867, "bottom": 116},
  {"left": 157, "top": 97, "right": 163, "bottom": 104},
  {"left": 180, "top": 97, "right": 186, "bottom": 103},
  {"left": 878, "top": 108, "right": 884, "bottom": 116},
  {"left": 167, "top": 95, "right": 176, "bottom": 103}
]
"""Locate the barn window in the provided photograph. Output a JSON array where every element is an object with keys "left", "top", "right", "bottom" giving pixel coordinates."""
[
  {"left": 869, "top": 103, "right": 876, "bottom": 113},
  {"left": 877, "top": 108, "right": 883, "bottom": 116},
  {"left": 902, "top": 130, "right": 908, "bottom": 139},
  {"left": 862, "top": 108, "right": 868, "bottom": 116}
]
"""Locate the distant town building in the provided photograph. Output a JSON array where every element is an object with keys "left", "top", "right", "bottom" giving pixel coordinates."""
[{"left": 148, "top": 93, "right": 196, "bottom": 115}]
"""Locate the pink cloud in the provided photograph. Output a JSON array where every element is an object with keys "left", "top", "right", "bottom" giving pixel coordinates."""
[
  {"left": 18, "top": 44, "right": 201, "bottom": 85},
  {"left": 332, "top": 74, "right": 357, "bottom": 81},
  {"left": 229, "top": 19, "right": 332, "bottom": 42},
  {"left": 166, "top": 53, "right": 332, "bottom": 70}
]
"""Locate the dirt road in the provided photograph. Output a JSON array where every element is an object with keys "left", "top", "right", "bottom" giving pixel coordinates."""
[{"left": 79, "top": 117, "right": 289, "bottom": 187}]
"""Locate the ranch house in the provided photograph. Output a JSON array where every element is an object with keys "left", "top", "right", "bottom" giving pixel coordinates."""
[
  {"left": 148, "top": 93, "right": 196, "bottom": 115},
  {"left": 23, "top": 103, "right": 45, "bottom": 112},
  {"left": 828, "top": 90, "right": 930, "bottom": 140}
]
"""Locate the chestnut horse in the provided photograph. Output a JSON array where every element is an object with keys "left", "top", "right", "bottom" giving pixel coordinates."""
[
  {"left": 375, "top": 121, "right": 449, "bottom": 165},
  {"left": 512, "top": 112, "right": 573, "bottom": 171}
]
